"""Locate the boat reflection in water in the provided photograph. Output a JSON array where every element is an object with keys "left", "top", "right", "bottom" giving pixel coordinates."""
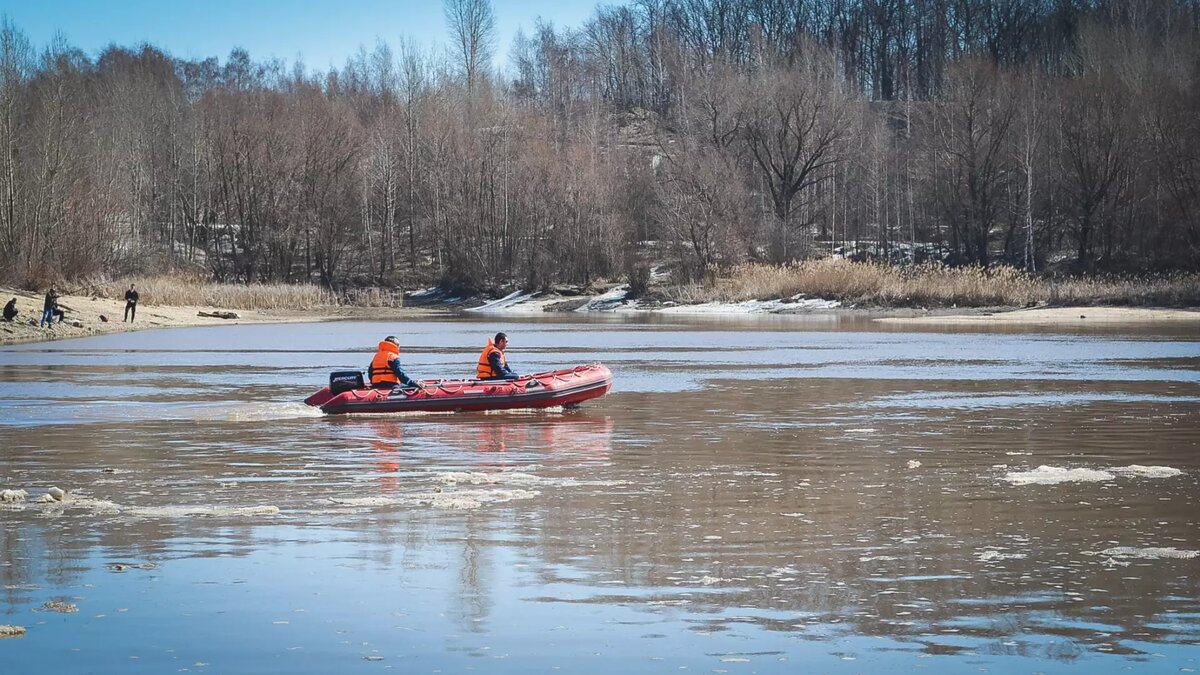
[{"left": 334, "top": 412, "right": 616, "bottom": 490}]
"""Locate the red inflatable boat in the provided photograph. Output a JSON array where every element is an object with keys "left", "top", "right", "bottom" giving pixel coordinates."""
[{"left": 304, "top": 363, "right": 614, "bottom": 415}]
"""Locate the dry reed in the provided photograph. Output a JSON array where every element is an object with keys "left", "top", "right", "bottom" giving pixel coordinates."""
[
  {"left": 667, "top": 260, "right": 1200, "bottom": 308},
  {"left": 92, "top": 276, "right": 337, "bottom": 310}
]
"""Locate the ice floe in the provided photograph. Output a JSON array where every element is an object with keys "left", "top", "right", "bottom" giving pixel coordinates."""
[
  {"left": 1090, "top": 546, "right": 1199, "bottom": 560},
  {"left": 328, "top": 488, "right": 539, "bottom": 510},
  {"left": 976, "top": 549, "right": 1027, "bottom": 562},
  {"left": 1002, "top": 464, "right": 1185, "bottom": 485}
]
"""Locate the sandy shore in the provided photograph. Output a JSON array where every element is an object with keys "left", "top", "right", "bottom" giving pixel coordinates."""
[
  {"left": 0, "top": 287, "right": 434, "bottom": 347},
  {"left": 875, "top": 306, "right": 1200, "bottom": 325}
]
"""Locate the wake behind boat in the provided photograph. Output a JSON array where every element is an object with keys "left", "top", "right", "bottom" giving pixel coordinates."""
[{"left": 304, "top": 363, "right": 613, "bottom": 415}]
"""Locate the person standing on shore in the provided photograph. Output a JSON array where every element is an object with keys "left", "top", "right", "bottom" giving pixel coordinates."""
[
  {"left": 124, "top": 284, "right": 139, "bottom": 322},
  {"left": 40, "top": 289, "right": 58, "bottom": 327}
]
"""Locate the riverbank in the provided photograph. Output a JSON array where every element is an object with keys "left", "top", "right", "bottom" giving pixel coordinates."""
[
  {"left": 4, "top": 283, "right": 1196, "bottom": 349},
  {"left": 0, "top": 287, "right": 435, "bottom": 347}
]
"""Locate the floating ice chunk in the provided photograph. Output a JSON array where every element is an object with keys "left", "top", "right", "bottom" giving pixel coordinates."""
[
  {"left": 1094, "top": 546, "right": 1198, "bottom": 560},
  {"left": 1111, "top": 465, "right": 1184, "bottom": 479},
  {"left": 976, "top": 549, "right": 1027, "bottom": 562},
  {"left": 0, "top": 489, "right": 27, "bottom": 502},
  {"left": 1004, "top": 464, "right": 1184, "bottom": 485},
  {"left": 124, "top": 505, "right": 280, "bottom": 518},
  {"left": 0, "top": 624, "right": 26, "bottom": 638},
  {"left": 1003, "top": 466, "right": 1115, "bottom": 485},
  {"left": 906, "top": 460, "right": 921, "bottom": 469}
]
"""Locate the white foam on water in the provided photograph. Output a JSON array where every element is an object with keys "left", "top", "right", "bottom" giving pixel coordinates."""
[
  {"left": 222, "top": 402, "right": 325, "bottom": 422},
  {"left": 1003, "top": 464, "right": 1185, "bottom": 485},
  {"left": 1093, "top": 546, "right": 1199, "bottom": 560}
]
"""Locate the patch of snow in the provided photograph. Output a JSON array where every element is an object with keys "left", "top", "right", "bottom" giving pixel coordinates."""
[
  {"left": 657, "top": 297, "right": 840, "bottom": 315},
  {"left": 467, "top": 290, "right": 539, "bottom": 313},
  {"left": 575, "top": 285, "right": 632, "bottom": 312}
]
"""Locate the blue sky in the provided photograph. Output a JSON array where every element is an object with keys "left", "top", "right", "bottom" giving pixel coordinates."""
[{"left": 0, "top": 0, "right": 613, "bottom": 72}]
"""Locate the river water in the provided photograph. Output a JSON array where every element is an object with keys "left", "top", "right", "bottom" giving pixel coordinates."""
[{"left": 1, "top": 315, "right": 1198, "bottom": 673}]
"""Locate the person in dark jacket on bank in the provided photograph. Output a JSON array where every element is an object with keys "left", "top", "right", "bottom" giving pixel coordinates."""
[
  {"left": 3, "top": 297, "right": 16, "bottom": 322},
  {"left": 40, "top": 289, "right": 59, "bottom": 327},
  {"left": 124, "top": 284, "right": 139, "bottom": 322},
  {"left": 476, "top": 332, "right": 519, "bottom": 380}
]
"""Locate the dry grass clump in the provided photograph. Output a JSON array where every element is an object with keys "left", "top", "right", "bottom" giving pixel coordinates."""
[
  {"left": 1048, "top": 273, "right": 1200, "bottom": 307},
  {"left": 94, "top": 276, "right": 337, "bottom": 310},
  {"left": 667, "top": 260, "right": 1200, "bottom": 308},
  {"left": 670, "top": 260, "right": 1041, "bottom": 307}
]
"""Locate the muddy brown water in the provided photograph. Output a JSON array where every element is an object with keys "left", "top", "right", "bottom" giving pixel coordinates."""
[{"left": 1, "top": 315, "right": 1198, "bottom": 673}]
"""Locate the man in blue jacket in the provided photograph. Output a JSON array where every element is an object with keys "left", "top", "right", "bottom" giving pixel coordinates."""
[{"left": 476, "top": 332, "right": 519, "bottom": 380}]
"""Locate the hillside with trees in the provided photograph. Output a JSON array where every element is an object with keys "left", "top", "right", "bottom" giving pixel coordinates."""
[{"left": 1, "top": 0, "right": 1198, "bottom": 296}]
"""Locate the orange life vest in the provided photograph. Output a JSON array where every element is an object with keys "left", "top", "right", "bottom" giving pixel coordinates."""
[
  {"left": 369, "top": 340, "right": 400, "bottom": 385},
  {"left": 476, "top": 338, "right": 507, "bottom": 379}
]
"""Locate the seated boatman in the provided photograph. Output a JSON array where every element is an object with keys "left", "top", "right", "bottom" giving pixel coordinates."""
[
  {"left": 369, "top": 336, "right": 423, "bottom": 389},
  {"left": 476, "top": 332, "right": 519, "bottom": 381}
]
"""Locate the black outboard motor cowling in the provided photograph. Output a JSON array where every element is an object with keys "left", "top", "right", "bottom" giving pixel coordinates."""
[{"left": 329, "top": 370, "right": 365, "bottom": 394}]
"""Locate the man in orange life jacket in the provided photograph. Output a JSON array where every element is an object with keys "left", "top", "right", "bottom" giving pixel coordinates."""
[
  {"left": 369, "top": 336, "right": 421, "bottom": 388},
  {"left": 476, "top": 332, "right": 518, "bottom": 380}
]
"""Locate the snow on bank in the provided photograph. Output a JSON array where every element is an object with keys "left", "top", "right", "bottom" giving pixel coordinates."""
[
  {"left": 657, "top": 294, "right": 840, "bottom": 314},
  {"left": 1002, "top": 464, "right": 1185, "bottom": 485},
  {"left": 457, "top": 284, "right": 841, "bottom": 315}
]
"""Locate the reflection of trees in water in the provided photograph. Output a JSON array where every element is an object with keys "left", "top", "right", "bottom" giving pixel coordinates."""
[{"left": 452, "top": 513, "right": 492, "bottom": 633}]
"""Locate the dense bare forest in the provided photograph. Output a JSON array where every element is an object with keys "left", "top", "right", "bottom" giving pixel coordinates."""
[{"left": 1, "top": 0, "right": 1198, "bottom": 295}]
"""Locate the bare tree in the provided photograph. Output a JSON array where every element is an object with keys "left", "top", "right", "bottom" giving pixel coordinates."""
[
  {"left": 444, "top": 0, "right": 496, "bottom": 90},
  {"left": 742, "top": 45, "right": 852, "bottom": 260},
  {"left": 928, "top": 58, "right": 1016, "bottom": 265}
]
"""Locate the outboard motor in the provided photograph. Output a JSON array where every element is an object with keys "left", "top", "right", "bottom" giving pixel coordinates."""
[{"left": 329, "top": 370, "right": 365, "bottom": 394}]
